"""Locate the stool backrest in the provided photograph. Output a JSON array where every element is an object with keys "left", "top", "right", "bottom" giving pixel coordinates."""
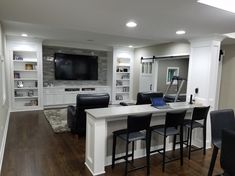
[
  {"left": 210, "top": 109, "right": 235, "bottom": 146},
  {"left": 127, "top": 114, "right": 152, "bottom": 133},
  {"left": 221, "top": 129, "right": 235, "bottom": 175},
  {"left": 165, "top": 110, "right": 186, "bottom": 128},
  {"left": 192, "top": 106, "right": 210, "bottom": 121}
]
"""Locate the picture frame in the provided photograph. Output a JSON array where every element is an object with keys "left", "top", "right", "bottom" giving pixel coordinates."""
[
  {"left": 25, "top": 64, "right": 33, "bottom": 70},
  {"left": 166, "top": 67, "right": 179, "bottom": 85}
]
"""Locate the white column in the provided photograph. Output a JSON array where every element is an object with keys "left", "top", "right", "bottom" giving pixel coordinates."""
[
  {"left": 85, "top": 114, "right": 107, "bottom": 176},
  {"left": 187, "top": 35, "right": 225, "bottom": 148}
]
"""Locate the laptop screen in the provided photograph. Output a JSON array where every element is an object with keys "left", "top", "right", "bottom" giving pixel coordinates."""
[{"left": 151, "top": 97, "right": 166, "bottom": 106}]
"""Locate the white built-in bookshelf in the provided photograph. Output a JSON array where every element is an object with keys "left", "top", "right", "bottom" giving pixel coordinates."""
[
  {"left": 114, "top": 57, "right": 131, "bottom": 103},
  {"left": 11, "top": 50, "right": 40, "bottom": 110}
]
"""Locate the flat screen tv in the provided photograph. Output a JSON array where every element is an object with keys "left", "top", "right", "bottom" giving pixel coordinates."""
[{"left": 54, "top": 53, "right": 98, "bottom": 80}]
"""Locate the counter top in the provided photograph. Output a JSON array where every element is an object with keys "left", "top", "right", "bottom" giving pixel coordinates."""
[{"left": 86, "top": 102, "right": 197, "bottom": 119}]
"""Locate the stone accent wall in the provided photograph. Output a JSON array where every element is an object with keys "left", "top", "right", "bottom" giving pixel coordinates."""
[{"left": 43, "top": 45, "right": 108, "bottom": 86}]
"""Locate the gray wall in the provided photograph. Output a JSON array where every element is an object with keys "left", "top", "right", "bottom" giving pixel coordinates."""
[
  {"left": 219, "top": 44, "right": 235, "bottom": 109},
  {"left": 43, "top": 45, "right": 109, "bottom": 86},
  {"left": 133, "top": 42, "right": 190, "bottom": 99},
  {"left": 157, "top": 59, "right": 189, "bottom": 94}
]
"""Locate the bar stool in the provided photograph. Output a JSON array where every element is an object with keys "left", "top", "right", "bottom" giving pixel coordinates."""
[
  {"left": 178, "top": 106, "right": 210, "bottom": 159},
  {"left": 208, "top": 109, "right": 235, "bottom": 176},
  {"left": 112, "top": 113, "right": 152, "bottom": 176},
  {"left": 150, "top": 110, "right": 186, "bottom": 172},
  {"left": 220, "top": 129, "right": 235, "bottom": 176}
]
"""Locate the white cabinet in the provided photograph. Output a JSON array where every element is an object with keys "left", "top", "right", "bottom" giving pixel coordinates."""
[
  {"left": 43, "top": 86, "right": 111, "bottom": 107},
  {"left": 64, "top": 93, "right": 77, "bottom": 104}
]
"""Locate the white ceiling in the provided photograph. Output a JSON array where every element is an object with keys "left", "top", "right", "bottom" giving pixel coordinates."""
[{"left": 1, "top": 0, "right": 235, "bottom": 48}]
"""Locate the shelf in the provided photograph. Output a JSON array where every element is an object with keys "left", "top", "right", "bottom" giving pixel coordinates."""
[
  {"left": 17, "top": 105, "right": 39, "bottom": 108},
  {"left": 116, "top": 72, "right": 130, "bottom": 74},
  {"left": 15, "top": 96, "right": 38, "bottom": 99},
  {"left": 116, "top": 86, "right": 129, "bottom": 87},
  {"left": 13, "top": 60, "right": 37, "bottom": 63},
  {"left": 14, "top": 70, "right": 37, "bottom": 72},
  {"left": 117, "top": 64, "right": 130, "bottom": 67},
  {"left": 14, "top": 78, "right": 38, "bottom": 81},
  {"left": 14, "top": 87, "right": 38, "bottom": 90},
  {"left": 116, "top": 79, "right": 130, "bottom": 81},
  {"left": 116, "top": 92, "right": 130, "bottom": 94}
]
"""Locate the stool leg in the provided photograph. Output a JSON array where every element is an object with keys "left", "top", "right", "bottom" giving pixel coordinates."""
[
  {"left": 112, "top": 135, "right": 117, "bottom": 169},
  {"left": 132, "top": 141, "right": 134, "bottom": 162},
  {"left": 180, "top": 126, "right": 184, "bottom": 166},
  {"left": 125, "top": 140, "right": 129, "bottom": 176},
  {"left": 146, "top": 134, "right": 150, "bottom": 176},
  {"left": 162, "top": 135, "right": 166, "bottom": 172},
  {"left": 188, "top": 128, "right": 193, "bottom": 160},
  {"left": 173, "top": 134, "right": 177, "bottom": 151},
  {"left": 186, "top": 127, "right": 190, "bottom": 147},
  {"left": 208, "top": 146, "right": 219, "bottom": 176},
  {"left": 203, "top": 125, "right": 207, "bottom": 155}
]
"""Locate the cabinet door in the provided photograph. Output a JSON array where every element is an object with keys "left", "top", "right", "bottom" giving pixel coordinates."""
[
  {"left": 44, "top": 94, "right": 55, "bottom": 106},
  {"left": 54, "top": 94, "right": 64, "bottom": 105},
  {"left": 64, "top": 93, "right": 77, "bottom": 104}
]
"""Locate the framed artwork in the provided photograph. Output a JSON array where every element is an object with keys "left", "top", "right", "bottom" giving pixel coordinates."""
[
  {"left": 25, "top": 64, "right": 33, "bottom": 70},
  {"left": 166, "top": 67, "right": 179, "bottom": 85}
]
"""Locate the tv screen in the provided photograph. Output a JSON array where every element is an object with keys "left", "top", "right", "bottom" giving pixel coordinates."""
[{"left": 54, "top": 53, "right": 98, "bottom": 80}]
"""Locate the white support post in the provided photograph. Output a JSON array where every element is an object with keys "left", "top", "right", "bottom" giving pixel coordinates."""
[
  {"left": 187, "top": 35, "right": 225, "bottom": 148},
  {"left": 85, "top": 114, "right": 107, "bottom": 176}
]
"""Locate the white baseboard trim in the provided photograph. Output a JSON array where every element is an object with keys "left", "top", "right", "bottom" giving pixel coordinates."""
[
  {"left": 85, "top": 162, "right": 105, "bottom": 176},
  {"left": 193, "top": 138, "right": 211, "bottom": 149},
  {"left": 0, "top": 109, "right": 10, "bottom": 173},
  {"left": 105, "top": 142, "right": 181, "bottom": 166}
]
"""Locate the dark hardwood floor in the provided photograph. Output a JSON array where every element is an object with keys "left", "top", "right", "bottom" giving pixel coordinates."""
[{"left": 1, "top": 111, "right": 223, "bottom": 176}]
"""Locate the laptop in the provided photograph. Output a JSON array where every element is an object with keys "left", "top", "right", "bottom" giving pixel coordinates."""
[{"left": 151, "top": 97, "right": 171, "bottom": 109}]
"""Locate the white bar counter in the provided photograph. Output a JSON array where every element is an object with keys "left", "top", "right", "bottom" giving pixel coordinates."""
[{"left": 85, "top": 102, "right": 196, "bottom": 175}]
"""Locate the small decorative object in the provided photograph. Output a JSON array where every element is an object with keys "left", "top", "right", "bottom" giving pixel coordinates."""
[
  {"left": 17, "top": 81, "right": 24, "bottom": 88},
  {"left": 15, "top": 91, "right": 23, "bottom": 97},
  {"left": 43, "top": 82, "right": 49, "bottom": 87},
  {"left": 14, "top": 72, "right": 20, "bottom": 78},
  {"left": 25, "top": 64, "right": 33, "bottom": 70},
  {"left": 116, "top": 95, "right": 123, "bottom": 100},
  {"left": 116, "top": 68, "right": 120, "bottom": 72},
  {"left": 28, "top": 90, "right": 34, "bottom": 97},
  {"left": 116, "top": 80, "right": 122, "bottom": 86},
  {"left": 35, "top": 81, "right": 38, "bottom": 87},
  {"left": 30, "top": 100, "right": 38, "bottom": 106},
  {"left": 123, "top": 68, "right": 128, "bottom": 72},
  {"left": 121, "top": 75, "right": 129, "bottom": 79},
  {"left": 14, "top": 55, "right": 23, "bottom": 60}
]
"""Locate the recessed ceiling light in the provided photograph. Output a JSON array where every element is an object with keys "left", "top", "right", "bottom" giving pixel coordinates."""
[
  {"left": 126, "top": 21, "right": 137, "bottom": 28},
  {"left": 176, "top": 30, "right": 186, "bottom": 35},
  {"left": 128, "top": 45, "right": 133, "bottom": 48},
  {"left": 198, "top": 0, "right": 235, "bottom": 14},
  {"left": 21, "top": 33, "right": 28, "bottom": 37}
]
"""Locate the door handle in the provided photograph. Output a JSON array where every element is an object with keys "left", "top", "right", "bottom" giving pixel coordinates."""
[{"left": 150, "top": 84, "right": 152, "bottom": 91}]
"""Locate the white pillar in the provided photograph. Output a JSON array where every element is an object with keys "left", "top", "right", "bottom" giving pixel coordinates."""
[{"left": 187, "top": 35, "right": 225, "bottom": 148}]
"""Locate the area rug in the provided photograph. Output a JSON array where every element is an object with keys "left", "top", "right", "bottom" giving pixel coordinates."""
[{"left": 44, "top": 108, "right": 70, "bottom": 133}]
